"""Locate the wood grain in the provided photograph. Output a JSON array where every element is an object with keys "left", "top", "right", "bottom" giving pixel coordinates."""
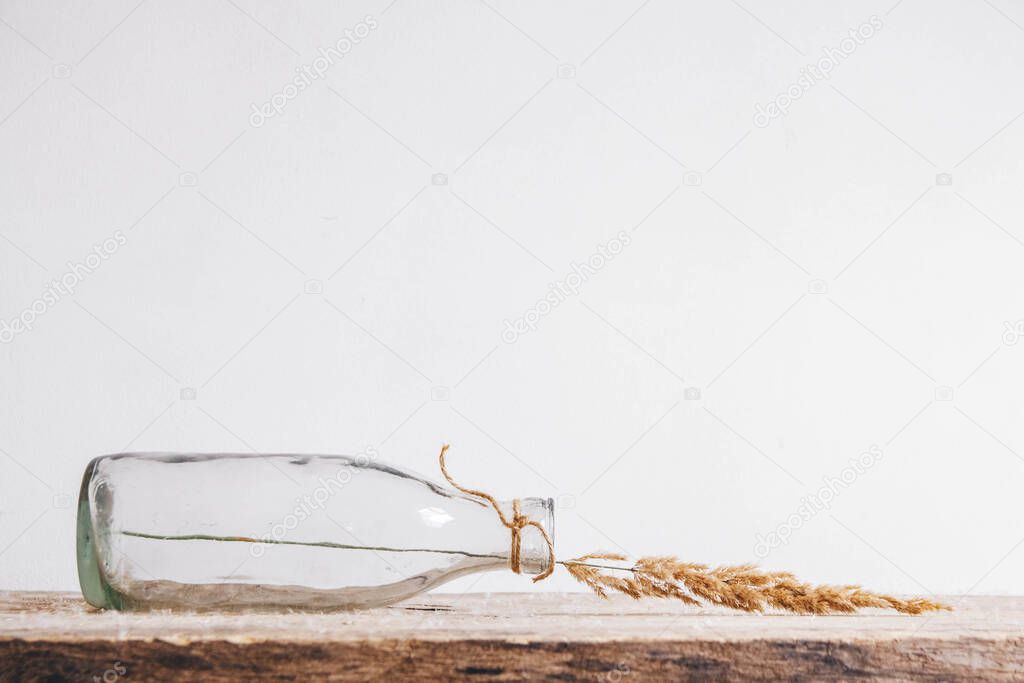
[{"left": 1, "top": 591, "right": 1021, "bottom": 681}]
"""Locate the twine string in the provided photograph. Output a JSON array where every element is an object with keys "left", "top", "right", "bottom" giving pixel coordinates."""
[{"left": 438, "top": 444, "right": 555, "bottom": 582}]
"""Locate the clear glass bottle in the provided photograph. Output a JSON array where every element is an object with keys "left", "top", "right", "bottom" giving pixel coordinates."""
[{"left": 77, "top": 453, "right": 554, "bottom": 610}]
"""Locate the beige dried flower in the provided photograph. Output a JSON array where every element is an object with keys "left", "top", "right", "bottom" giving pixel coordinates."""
[{"left": 562, "top": 553, "right": 950, "bottom": 615}]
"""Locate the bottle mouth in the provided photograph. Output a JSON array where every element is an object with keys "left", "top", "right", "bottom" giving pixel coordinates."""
[{"left": 499, "top": 497, "right": 555, "bottom": 576}]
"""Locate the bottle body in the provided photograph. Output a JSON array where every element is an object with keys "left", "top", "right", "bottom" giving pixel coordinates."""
[{"left": 77, "top": 453, "right": 553, "bottom": 611}]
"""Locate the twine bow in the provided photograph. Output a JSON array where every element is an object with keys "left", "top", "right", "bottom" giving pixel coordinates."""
[{"left": 438, "top": 444, "right": 555, "bottom": 581}]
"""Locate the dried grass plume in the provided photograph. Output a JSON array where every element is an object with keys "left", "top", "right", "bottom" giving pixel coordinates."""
[{"left": 563, "top": 553, "right": 950, "bottom": 615}]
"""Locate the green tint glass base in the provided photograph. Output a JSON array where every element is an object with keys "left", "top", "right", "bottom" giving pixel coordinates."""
[{"left": 76, "top": 458, "right": 122, "bottom": 610}]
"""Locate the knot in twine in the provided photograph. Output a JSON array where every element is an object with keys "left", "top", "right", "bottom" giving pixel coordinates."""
[{"left": 438, "top": 444, "right": 555, "bottom": 581}]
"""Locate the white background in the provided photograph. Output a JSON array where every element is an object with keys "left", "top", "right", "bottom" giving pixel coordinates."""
[{"left": 2, "top": 0, "right": 1024, "bottom": 600}]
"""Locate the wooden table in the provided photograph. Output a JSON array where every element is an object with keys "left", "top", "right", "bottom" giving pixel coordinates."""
[{"left": 1, "top": 591, "right": 1021, "bottom": 681}]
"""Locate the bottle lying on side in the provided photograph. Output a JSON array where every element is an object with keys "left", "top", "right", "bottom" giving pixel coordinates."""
[{"left": 76, "top": 452, "right": 553, "bottom": 611}]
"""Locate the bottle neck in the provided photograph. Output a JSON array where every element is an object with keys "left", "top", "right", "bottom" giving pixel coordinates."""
[{"left": 496, "top": 497, "right": 555, "bottom": 576}]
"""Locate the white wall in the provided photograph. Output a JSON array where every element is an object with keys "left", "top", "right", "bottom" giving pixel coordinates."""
[{"left": 2, "top": 0, "right": 1023, "bottom": 598}]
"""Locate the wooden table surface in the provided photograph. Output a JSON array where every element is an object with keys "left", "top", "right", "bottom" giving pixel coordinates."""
[{"left": 1, "top": 591, "right": 1022, "bottom": 681}]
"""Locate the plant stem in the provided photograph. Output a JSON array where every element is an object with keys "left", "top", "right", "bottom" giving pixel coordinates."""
[
  {"left": 120, "top": 530, "right": 637, "bottom": 573},
  {"left": 121, "top": 530, "right": 504, "bottom": 560}
]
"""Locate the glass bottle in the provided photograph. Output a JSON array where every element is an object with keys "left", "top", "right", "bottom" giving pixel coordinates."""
[{"left": 76, "top": 453, "right": 554, "bottom": 611}]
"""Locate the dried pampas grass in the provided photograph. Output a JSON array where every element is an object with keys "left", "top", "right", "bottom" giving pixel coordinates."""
[{"left": 562, "top": 553, "right": 950, "bottom": 615}]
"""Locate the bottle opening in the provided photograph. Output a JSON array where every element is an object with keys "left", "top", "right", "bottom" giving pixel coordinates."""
[{"left": 499, "top": 497, "right": 555, "bottom": 576}]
